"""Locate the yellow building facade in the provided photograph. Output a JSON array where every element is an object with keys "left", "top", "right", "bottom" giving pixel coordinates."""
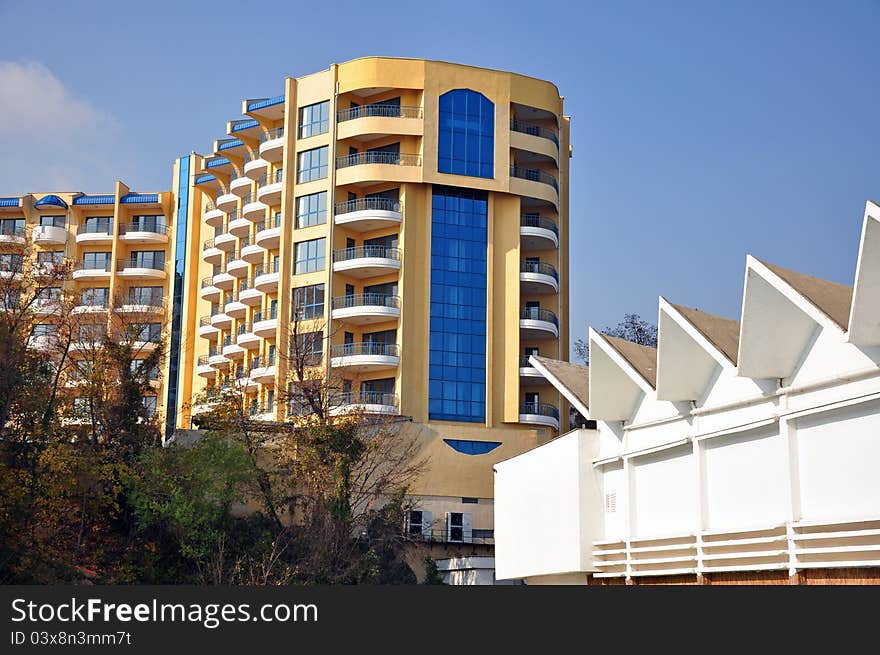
[{"left": 3, "top": 57, "right": 570, "bottom": 546}]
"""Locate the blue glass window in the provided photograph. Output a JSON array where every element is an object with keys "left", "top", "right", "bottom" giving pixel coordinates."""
[
  {"left": 292, "top": 283, "right": 324, "bottom": 319},
  {"left": 438, "top": 89, "right": 494, "bottom": 179},
  {"left": 296, "top": 191, "right": 327, "bottom": 228},
  {"left": 298, "top": 101, "right": 330, "bottom": 139},
  {"left": 429, "top": 186, "right": 487, "bottom": 423},
  {"left": 443, "top": 439, "right": 502, "bottom": 455},
  {"left": 294, "top": 238, "right": 325, "bottom": 274},
  {"left": 297, "top": 147, "right": 328, "bottom": 183}
]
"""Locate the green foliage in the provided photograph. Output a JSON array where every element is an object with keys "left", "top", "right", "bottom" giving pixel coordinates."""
[{"left": 423, "top": 557, "right": 446, "bottom": 585}]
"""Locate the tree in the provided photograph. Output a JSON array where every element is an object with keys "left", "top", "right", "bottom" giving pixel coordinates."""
[{"left": 573, "top": 313, "right": 658, "bottom": 365}]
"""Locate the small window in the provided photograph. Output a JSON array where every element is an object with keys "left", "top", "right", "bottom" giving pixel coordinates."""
[
  {"left": 298, "top": 101, "right": 330, "bottom": 139},
  {"left": 142, "top": 396, "right": 157, "bottom": 416},
  {"left": 294, "top": 238, "right": 325, "bottom": 274},
  {"left": 296, "top": 191, "right": 327, "bottom": 228},
  {"left": 461, "top": 497, "right": 478, "bottom": 504},
  {"left": 40, "top": 215, "right": 65, "bottom": 228},
  {"left": 292, "top": 284, "right": 325, "bottom": 319},
  {"left": 297, "top": 146, "right": 328, "bottom": 183},
  {"left": 407, "top": 510, "right": 423, "bottom": 536}
]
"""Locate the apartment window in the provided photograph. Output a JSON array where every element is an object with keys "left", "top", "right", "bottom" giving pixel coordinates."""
[
  {"left": 130, "top": 215, "right": 165, "bottom": 232},
  {"left": 295, "top": 191, "right": 327, "bottom": 228},
  {"left": 81, "top": 287, "right": 109, "bottom": 306},
  {"left": 446, "top": 512, "right": 472, "bottom": 543},
  {"left": 266, "top": 389, "right": 274, "bottom": 411},
  {"left": 298, "top": 101, "right": 330, "bottom": 139},
  {"left": 78, "top": 323, "right": 106, "bottom": 342},
  {"left": 32, "top": 324, "right": 57, "bottom": 338},
  {"left": 438, "top": 89, "right": 495, "bottom": 179},
  {"left": 294, "top": 331, "right": 324, "bottom": 364},
  {"left": 40, "top": 215, "right": 65, "bottom": 228},
  {"left": 294, "top": 238, "right": 325, "bottom": 274},
  {"left": 37, "top": 251, "right": 64, "bottom": 264},
  {"left": 131, "top": 250, "right": 165, "bottom": 269},
  {"left": 461, "top": 497, "right": 479, "bottom": 504},
  {"left": 0, "top": 218, "right": 24, "bottom": 236},
  {"left": 407, "top": 510, "right": 430, "bottom": 539},
  {"left": 83, "top": 216, "right": 112, "bottom": 233},
  {"left": 36, "top": 287, "right": 61, "bottom": 302},
  {"left": 142, "top": 396, "right": 157, "bottom": 417},
  {"left": 129, "top": 286, "right": 163, "bottom": 306},
  {"left": 292, "top": 283, "right": 324, "bottom": 319},
  {"left": 132, "top": 359, "right": 159, "bottom": 381},
  {"left": 297, "top": 146, "right": 328, "bottom": 183},
  {"left": 137, "top": 323, "right": 162, "bottom": 343},
  {"left": 82, "top": 251, "right": 111, "bottom": 270},
  {"left": 73, "top": 397, "right": 90, "bottom": 417},
  {"left": 0, "top": 253, "right": 22, "bottom": 272}
]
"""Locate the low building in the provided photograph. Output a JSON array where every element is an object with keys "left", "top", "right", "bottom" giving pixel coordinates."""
[{"left": 495, "top": 200, "right": 880, "bottom": 585}]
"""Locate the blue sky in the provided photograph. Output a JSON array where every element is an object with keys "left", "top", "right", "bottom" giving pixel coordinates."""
[{"left": 1, "top": 0, "right": 877, "bottom": 354}]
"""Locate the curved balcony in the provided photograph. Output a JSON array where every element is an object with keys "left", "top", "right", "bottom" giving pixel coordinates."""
[
  {"left": 198, "top": 316, "right": 220, "bottom": 340},
  {"left": 244, "top": 154, "right": 269, "bottom": 180},
  {"left": 329, "top": 391, "right": 399, "bottom": 417},
  {"left": 247, "top": 401, "right": 275, "bottom": 421},
  {"left": 520, "top": 214, "right": 559, "bottom": 250},
  {"left": 75, "top": 221, "right": 113, "bottom": 244},
  {"left": 33, "top": 225, "right": 67, "bottom": 246},
  {"left": 236, "top": 322, "right": 260, "bottom": 349},
  {"left": 119, "top": 302, "right": 163, "bottom": 315},
  {"left": 510, "top": 165, "right": 559, "bottom": 205},
  {"left": 223, "top": 293, "right": 247, "bottom": 318},
  {"left": 204, "top": 203, "right": 225, "bottom": 227},
  {"left": 331, "top": 293, "right": 400, "bottom": 325},
  {"left": 225, "top": 251, "right": 249, "bottom": 278},
  {"left": 256, "top": 172, "right": 283, "bottom": 206},
  {"left": 336, "top": 151, "right": 421, "bottom": 169},
  {"left": 520, "top": 307, "right": 559, "bottom": 339},
  {"left": 335, "top": 152, "right": 421, "bottom": 186},
  {"left": 212, "top": 268, "right": 235, "bottom": 290},
  {"left": 233, "top": 372, "right": 258, "bottom": 393},
  {"left": 520, "top": 261, "right": 559, "bottom": 294},
  {"left": 510, "top": 120, "right": 560, "bottom": 164},
  {"left": 253, "top": 261, "right": 279, "bottom": 293},
  {"left": 252, "top": 308, "right": 278, "bottom": 338},
  {"left": 32, "top": 299, "right": 60, "bottom": 317},
  {"left": 227, "top": 212, "right": 251, "bottom": 238},
  {"left": 207, "top": 346, "right": 230, "bottom": 369},
  {"left": 332, "top": 246, "right": 401, "bottom": 279},
  {"left": 197, "top": 355, "right": 216, "bottom": 379},
  {"left": 229, "top": 175, "right": 252, "bottom": 197},
  {"left": 32, "top": 261, "right": 65, "bottom": 279},
  {"left": 216, "top": 191, "right": 238, "bottom": 212},
  {"left": 222, "top": 335, "right": 246, "bottom": 360},
  {"left": 0, "top": 226, "right": 26, "bottom": 246},
  {"left": 334, "top": 197, "right": 402, "bottom": 232},
  {"left": 259, "top": 127, "right": 285, "bottom": 162},
  {"left": 116, "top": 259, "right": 166, "bottom": 280},
  {"left": 72, "top": 302, "right": 107, "bottom": 315},
  {"left": 242, "top": 193, "right": 268, "bottom": 221},
  {"left": 254, "top": 215, "right": 281, "bottom": 249},
  {"left": 519, "top": 355, "right": 549, "bottom": 385},
  {"left": 209, "top": 308, "right": 233, "bottom": 330},
  {"left": 240, "top": 236, "right": 265, "bottom": 264},
  {"left": 237, "top": 278, "right": 262, "bottom": 306},
  {"left": 119, "top": 221, "right": 168, "bottom": 245},
  {"left": 519, "top": 402, "right": 559, "bottom": 430},
  {"left": 200, "top": 276, "right": 221, "bottom": 302},
  {"left": 249, "top": 360, "right": 276, "bottom": 384},
  {"left": 330, "top": 342, "right": 399, "bottom": 372},
  {"left": 202, "top": 238, "right": 224, "bottom": 264},
  {"left": 213, "top": 230, "right": 237, "bottom": 252},
  {"left": 72, "top": 261, "right": 112, "bottom": 281},
  {"left": 336, "top": 105, "right": 423, "bottom": 141}
]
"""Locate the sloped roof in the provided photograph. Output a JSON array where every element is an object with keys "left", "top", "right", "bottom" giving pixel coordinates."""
[
  {"left": 532, "top": 356, "right": 589, "bottom": 409},
  {"left": 759, "top": 259, "right": 853, "bottom": 330},
  {"left": 670, "top": 303, "right": 741, "bottom": 365},
  {"left": 603, "top": 335, "right": 657, "bottom": 388}
]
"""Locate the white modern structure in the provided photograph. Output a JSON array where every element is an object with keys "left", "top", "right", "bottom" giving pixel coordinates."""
[{"left": 495, "top": 200, "right": 880, "bottom": 585}]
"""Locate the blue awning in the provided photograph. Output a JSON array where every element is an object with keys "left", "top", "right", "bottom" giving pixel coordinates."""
[
  {"left": 34, "top": 194, "right": 68, "bottom": 209},
  {"left": 247, "top": 95, "right": 284, "bottom": 111},
  {"left": 205, "top": 157, "right": 230, "bottom": 169},
  {"left": 194, "top": 174, "right": 216, "bottom": 184},
  {"left": 72, "top": 194, "right": 115, "bottom": 206},
  {"left": 0, "top": 197, "right": 19, "bottom": 208},
  {"left": 218, "top": 139, "right": 243, "bottom": 151},
  {"left": 120, "top": 193, "right": 159, "bottom": 204},
  {"left": 231, "top": 119, "right": 259, "bottom": 132}
]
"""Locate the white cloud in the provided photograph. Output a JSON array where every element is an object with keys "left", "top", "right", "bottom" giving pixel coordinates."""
[{"left": 0, "top": 60, "right": 121, "bottom": 193}]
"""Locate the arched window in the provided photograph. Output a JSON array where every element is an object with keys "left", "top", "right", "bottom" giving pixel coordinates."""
[{"left": 438, "top": 89, "right": 494, "bottom": 179}]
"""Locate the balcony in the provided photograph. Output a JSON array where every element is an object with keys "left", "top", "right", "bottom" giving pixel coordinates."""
[
  {"left": 335, "top": 151, "right": 421, "bottom": 186},
  {"left": 204, "top": 202, "right": 225, "bottom": 227},
  {"left": 198, "top": 316, "right": 220, "bottom": 340},
  {"left": 329, "top": 391, "right": 399, "bottom": 417},
  {"left": 33, "top": 224, "right": 67, "bottom": 246},
  {"left": 212, "top": 267, "right": 235, "bottom": 290},
  {"left": 520, "top": 214, "right": 559, "bottom": 250},
  {"left": 236, "top": 322, "right": 260, "bottom": 349},
  {"left": 209, "top": 307, "right": 233, "bottom": 330},
  {"left": 519, "top": 355, "right": 549, "bottom": 385},
  {"left": 253, "top": 261, "right": 279, "bottom": 293},
  {"left": 332, "top": 246, "right": 401, "bottom": 279},
  {"left": 229, "top": 175, "right": 252, "bottom": 197},
  {"left": 225, "top": 251, "right": 249, "bottom": 278},
  {"left": 249, "top": 359, "right": 276, "bottom": 384},
  {"left": 256, "top": 171, "right": 283, "bottom": 206},
  {"left": 207, "top": 346, "right": 230, "bottom": 369},
  {"left": 518, "top": 401, "right": 559, "bottom": 430},
  {"left": 334, "top": 197, "right": 402, "bottom": 232},
  {"left": 242, "top": 192, "right": 268, "bottom": 221},
  {"left": 252, "top": 307, "right": 278, "bottom": 338},
  {"left": 75, "top": 220, "right": 114, "bottom": 244},
  {"left": 330, "top": 342, "right": 399, "bottom": 372},
  {"left": 216, "top": 191, "right": 239, "bottom": 213},
  {"left": 336, "top": 105, "right": 424, "bottom": 141},
  {"left": 119, "top": 301, "right": 163, "bottom": 315},
  {"left": 259, "top": 127, "right": 285, "bottom": 163},
  {"left": 200, "top": 276, "right": 221, "bottom": 302},
  {"left": 254, "top": 215, "right": 281, "bottom": 249},
  {"left": 32, "top": 299, "right": 60, "bottom": 317},
  {"left": 244, "top": 153, "right": 269, "bottom": 180},
  {"left": 119, "top": 221, "right": 169, "bottom": 245},
  {"left": 510, "top": 119, "right": 560, "bottom": 164},
  {"left": 520, "top": 261, "right": 559, "bottom": 294},
  {"left": 510, "top": 165, "right": 559, "bottom": 205},
  {"left": 196, "top": 355, "right": 216, "bottom": 378},
  {"left": 331, "top": 293, "right": 400, "bottom": 325},
  {"left": 233, "top": 370, "right": 258, "bottom": 393},
  {"left": 237, "top": 278, "right": 262, "bottom": 306},
  {"left": 72, "top": 261, "right": 112, "bottom": 281},
  {"left": 240, "top": 236, "right": 265, "bottom": 264},
  {"left": 223, "top": 292, "right": 247, "bottom": 318},
  {"left": 73, "top": 301, "right": 108, "bottom": 315},
  {"left": 336, "top": 151, "right": 421, "bottom": 169},
  {"left": 520, "top": 307, "right": 559, "bottom": 339},
  {"left": 511, "top": 119, "right": 559, "bottom": 147},
  {"left": 0, "top": 226, "right": 26, "bottom": 246},
  {"left": 222, "top": 335, "right": 246, "bottom": 360},
  {"left": 247, "top": 401, "right": 275, "bottom": 421},
  {"left": 224, "top": 212, "right": 247, "bottom": 238},
  {"left": 116, "top": 259, "right": 166, "bottom": 280}
]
